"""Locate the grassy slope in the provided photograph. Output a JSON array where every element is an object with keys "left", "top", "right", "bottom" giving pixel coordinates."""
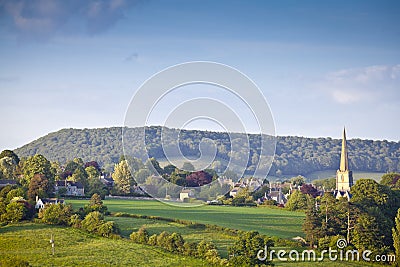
[
  {"left": 0, "top": 223, "right": 209, "bottom": 267},
  {"left": 68, "top": 199, "right": 305, "bottom": 239}
]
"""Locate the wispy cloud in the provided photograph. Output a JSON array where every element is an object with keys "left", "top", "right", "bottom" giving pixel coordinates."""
[
  {"left": 320, "top": 64, "right": 400, "bottom": 104},
  {"left": 0, "top": 0, "right": 138, "bottom": 41}
]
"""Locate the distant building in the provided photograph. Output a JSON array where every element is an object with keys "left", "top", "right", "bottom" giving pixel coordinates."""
[
  {"left": 266, "top": 188, "right": 287, "bottom": 205},
  {"left": 54, "top": 180, "right": 85, "bottom": 196},
  {"left": 35, "top": 196, "right": 65, "bottom": 209},
  {"left": 180, "top": 189, "right": 194, "bottom": 201},
  {"left": 334, "top": 127, "right": 353, "bottom": 200}
]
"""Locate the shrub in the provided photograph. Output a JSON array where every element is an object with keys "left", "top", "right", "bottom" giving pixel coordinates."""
[
  {"left": 38, "top": 204, "right": 72, "bottom": 225},
  {"left": 69, "top": 214, "right": 82, "bottom": 228},
  {"left": 148, "top": 234, "right": 158, "bottom": 246},
  {"left": 183, "top": 242, "right": 198, "bottom": 256},
  {"left": 130, "top": 226, "right": 149, "bottom": 244},
  {"left": 81, "top": 211, "right": 120, "bottom": 237}
]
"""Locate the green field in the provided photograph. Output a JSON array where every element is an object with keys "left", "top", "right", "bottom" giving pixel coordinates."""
[
  {"left": 0, "top": 223, "right": 209, "bottom": 266},
  {"left": 67, "top": 199, "right": 305, "bottom": 239}
]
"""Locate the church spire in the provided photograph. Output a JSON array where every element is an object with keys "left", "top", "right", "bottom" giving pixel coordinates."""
[{"left": 340, "top": 127, "right": 348, "bottom": 171}]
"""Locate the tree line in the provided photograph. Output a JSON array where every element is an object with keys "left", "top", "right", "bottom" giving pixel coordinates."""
[{"left": 12, "top": 126, "right": 399, "bottom": 175}]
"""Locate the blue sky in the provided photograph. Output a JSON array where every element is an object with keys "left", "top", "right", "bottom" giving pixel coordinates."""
[{"left": 0, "top": 0, "right": 399, "bottom": 151}]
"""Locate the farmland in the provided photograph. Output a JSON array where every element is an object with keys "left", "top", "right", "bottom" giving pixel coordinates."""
[
  {"left": 0, "top": 223, "right": 209, "bottom": 266},
  {"left": 67, "top": 198, "right": 305, "bottom": 239}
]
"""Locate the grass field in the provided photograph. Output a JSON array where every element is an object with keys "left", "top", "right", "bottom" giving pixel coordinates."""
[
  {"left": 68, "top": 199, "right": 305, "bottom": 239},
  {"left": 0, "top": 223, "right": 209, "bottom": 267},
  {"left": 0, "top": 223, "right": 380, "bottom": 267},
  {"left": 106, "top": 216, "right": 236, "bottom": 258}
]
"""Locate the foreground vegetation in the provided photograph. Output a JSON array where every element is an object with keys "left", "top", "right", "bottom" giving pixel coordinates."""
[
  {"left": 68, "top": 198, "right": 305, "bottom": 238},
  {"left": 0, "top": 223, "right": 210, "bottom": 267}
]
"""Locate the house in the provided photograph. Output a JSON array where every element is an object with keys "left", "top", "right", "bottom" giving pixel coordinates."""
[
  {"left": 0, "top": 179, "right": 17, "bottom": 188},
  {"left": 54, "top": 180, "right": 85, "bottom": 196},
  {"left": 35, "top": 196, "right": 65, "bottom": 209},
  {"left": 229, "top": 187, "right": 240, "bottom": 197},
  {"left": 266, "top": 188, "right": 287, "bottom": 205},
  {"left": 180, "top": 189, "right": 194, "bottom": 201},
  {"left": 100, "top": 176, "right": 114, "bottom": 187}
]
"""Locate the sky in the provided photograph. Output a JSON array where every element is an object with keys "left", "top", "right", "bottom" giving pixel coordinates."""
[{"left": 0, "top": 0, "right": 399, "bottom": 152}]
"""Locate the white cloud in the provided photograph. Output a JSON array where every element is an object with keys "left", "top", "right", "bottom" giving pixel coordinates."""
[{"left": 321, "top": 64, "right": 400, "bottom": 104}]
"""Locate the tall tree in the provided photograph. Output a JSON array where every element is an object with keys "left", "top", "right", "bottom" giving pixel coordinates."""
[
  {"left": 0, "top": 150, "right": 19, "bottom": 164},
  {"left": 303, "top": 200, "right": 322, "bottom": 247},
  {"left": 112, "top": 160, "right": 133, "bottom": 195},
  {"left": 27, "top": 173, "right": 50, "bottom": 200},
  {"left": 392, "top": 208, "right": 400, "bottom": 266},
  {"left": 0, "top": 156, "right": 17, "bottom": 179},
  {"left": 22, "top": 154, "right": 53, "bottom": 187},
  {"left": 145, "top": 158, "right": 163, "bottom": 175}
]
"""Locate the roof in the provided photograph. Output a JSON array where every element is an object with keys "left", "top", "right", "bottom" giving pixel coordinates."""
[
  {"left": 181, "top": 189, "right": 193, "bottom": 193},
  {"left": 55, "top": 180, "right": 84, "bottom": 189},
  {"left": 0, "top": 179, "right": 17, "bottom": 185}
]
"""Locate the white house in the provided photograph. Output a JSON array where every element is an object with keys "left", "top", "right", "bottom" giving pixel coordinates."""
[
  {"left": 180, "top": 189, "right": 194, "bottom": 202},
  {"left": 35, "top": 196, "right": 65, "bottom": 209}
]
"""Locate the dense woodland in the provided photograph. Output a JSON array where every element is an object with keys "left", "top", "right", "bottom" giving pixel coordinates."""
[{"left": 14, "top": 126, "right": 400, "bottom": 175}]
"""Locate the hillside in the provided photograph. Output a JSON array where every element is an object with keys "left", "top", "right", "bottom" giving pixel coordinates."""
[{"left": 14, "top": 126, "right": 400, "bottom": 175}]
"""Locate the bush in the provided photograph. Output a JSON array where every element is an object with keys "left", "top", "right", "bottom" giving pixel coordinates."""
[
  {"left": 69, "top": 214, "right": 81, "bottom": 228},
  {"left": 1, "top": 202, "right": 26, "bottom": 223},
  {"left": 38, "top": 204, "right": 72, "bottom": 225},
  {"left": 81, "top": 211, "right": 119, "bottom": 237},
  {"left": 130, "top": 226, "right": 149, "bottom": 244}
]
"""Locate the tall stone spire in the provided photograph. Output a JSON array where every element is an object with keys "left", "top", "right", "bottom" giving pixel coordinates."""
[
  {"left": 340, "top": 127, "right": 348, "bottom": 171},
  {"left": 335, "top": 127, "right": 353, "bottom": 195}
]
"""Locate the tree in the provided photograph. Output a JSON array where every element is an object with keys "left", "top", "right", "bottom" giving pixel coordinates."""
[
  {"left": 2, "top": 201, "right": 26, "bottom": 223},
  {"left": 27, "top": 174, "right": 50, "bottom": 200},
  {"left": 351, "top": 178, "right": 398, "bottom": 219},
  {"left": 130, "top": 226, "right": 149, "bottom": 244},
  {"left": 112, "top": 160, "right": 133, "bottom": 195},
  {"left": 0, "top": 156, "right": 17, "bottom": 179},
  {"left": 286, "top": 190, "right": 310, "bottom": 211},
  {"left": 300, "top": 184, "right": 319, "bottom": 198},
  {"left": 186, "top": 171, "right": 212, "bottom": 187},
  {"left": 0, "top": 150, "right": 19, "bottom": 164},
  {"left": 392, "top": 208, "right": 400, "bottom": 266},
  {"left": 70, "top": 166, "right": 88, "bottom": 189},
  {"left": 84, "top": 193, "right": 107, "bottom": 214},
  {"left": 84, "top": 161, "right": 101, "bottom": 172},
  {"left": 38, "top": 203, "right": 72, "bottom": 225},
  {"left": 85, "top": 166, "right": 100, "bottom": 180},
  {"left": 6, "top": 188, "right": 26, "bottom": 202},
  {"left": 134, "top": 169, "right": 151, "bottom": 184},
  {"left": 182, "top": 162, "right": 195, "bottom": 172},
  {"left": 380, "top": 173, "right": 400, "bottom": 189},
  {"left": 22, "top": 154, "right": 53, "bottom": 187},
  {"left": 80, "top": 211, "right": 119, "bottom": 237},
  {"left": 163, "top": 164, "right": 177, "bottom": 175},
  {"left": 228, "top": 231, "right": 273, "bottom": 266},
  {"left": 145, "top": 158, "right": 164, "bottom": 175},
  {"left": 290, "top": 175, "right": 306, "bottom": 186},
  {"left": 87, "top": 178, "right": 108, "bottom": 199},
  {"left": 303, "top": 200, "right": 322, "bottom": 247}
]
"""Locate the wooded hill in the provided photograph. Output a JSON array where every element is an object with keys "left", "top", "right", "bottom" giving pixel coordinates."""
[{"left": 14, "top": 127, "right": 400, "bottom": 176}]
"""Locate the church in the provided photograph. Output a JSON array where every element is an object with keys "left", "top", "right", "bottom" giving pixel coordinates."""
[{"left": 333, "top": 127, "right": 353, "bottom": 200}]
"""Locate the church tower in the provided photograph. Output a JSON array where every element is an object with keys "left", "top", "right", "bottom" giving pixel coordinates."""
[{"left": 336, "top": 127, "right": 353, "bottom": 192}]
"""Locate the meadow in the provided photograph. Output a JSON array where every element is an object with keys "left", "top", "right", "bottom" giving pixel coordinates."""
[
  {"left": 0, "top": 223, "right": 209, "bottom": 266},
  {"left": 67, "top": 198, "right": 305, "bottom": 239}
]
